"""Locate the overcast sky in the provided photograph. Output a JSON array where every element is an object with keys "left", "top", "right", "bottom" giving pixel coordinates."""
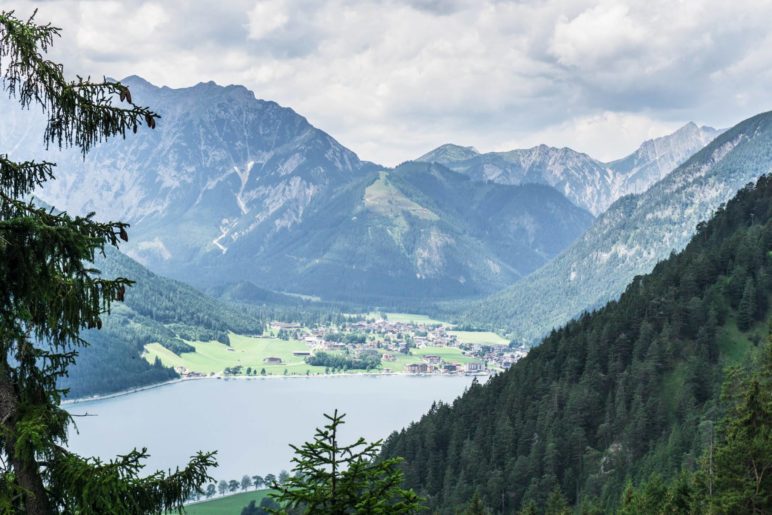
[{"left": 3, "top": 0, "right": 772, "bottom": 166}]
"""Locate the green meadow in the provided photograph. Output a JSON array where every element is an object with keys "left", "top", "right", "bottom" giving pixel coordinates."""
[
  {"left": 448, "top": 330, "right": 510, "bottom": 346},
  {"left": 144, "top": 333, "right": 481, "bottom": 376},
  {"left": 366, "top": 311, "right": 449, "bottom": 326},
  {"left": 144, "top": 334, "right": 326, "bottom": 376}
]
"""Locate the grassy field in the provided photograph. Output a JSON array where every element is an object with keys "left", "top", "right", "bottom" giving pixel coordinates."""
[
  {"left": 367, "top": 312, "right": 449, "bottom": 326},
  {"left": 185, "top": 489, "right": 271, "bottom": 514},
  {"left": 364, "top": 172, "right": 439, "bottom": 221},
  {"left": 413, "top": 346, "right": 480, "bottom": 364},
  {"left": 145, "top": 333, "right": 480, "bottom": 376},
  {"left": 144, "top": 334, "right": 327, "bottom": 376},
  {"left": 384, "top": 346, "right": 481, "bottom": 372},
  {"left": 448, "top": 330, "right": 510, "bottom": 346}
]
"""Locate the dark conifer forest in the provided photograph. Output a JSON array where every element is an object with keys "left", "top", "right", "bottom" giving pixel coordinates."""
[{"left": 381, "top": 176, "right": 772, "bottom": 513}]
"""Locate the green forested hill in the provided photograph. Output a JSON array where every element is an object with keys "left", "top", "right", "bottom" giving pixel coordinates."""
[
  {"left": 61, "top": 247, "right": 266, "bottom": 398},
  {"left": 219, "top": 161, "right": 592, "bottom": 303},
  {"left": 381, "top": 176, "right": 772, "bottom": 513},
  {"left": 456, "top": 110, "right": 772, "bottom": 344}
]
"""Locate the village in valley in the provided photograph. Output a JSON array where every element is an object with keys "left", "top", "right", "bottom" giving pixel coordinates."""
[
  {"left": 275, "top": 316, "right": 527, "bottom": 375},
  {"left": 145, "top": 313, "right": 530, "bottom": 379}
]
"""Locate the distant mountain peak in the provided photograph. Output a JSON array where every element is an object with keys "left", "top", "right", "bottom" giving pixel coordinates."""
[
  {"left": 416, "top": 123, "right": 722, "bottom": 215},
  {"left": 119, "top": 75, "right": 158, "bottom": 90},
  {"left": 607, "top": 122, "right": 723, "bottom": 195},
  {"left": 417, "top": 143, "right": 479, "bottom": 164}
]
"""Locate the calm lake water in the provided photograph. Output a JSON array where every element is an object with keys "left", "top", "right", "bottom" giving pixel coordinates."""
[{"left": 66, "top": 375, "right": 474, "bottom": 482}]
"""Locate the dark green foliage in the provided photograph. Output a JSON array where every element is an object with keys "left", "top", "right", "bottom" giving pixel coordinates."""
[
  {"left": 463, "top": 492, "right": 490, "bottom": 514},
  {"left": 324, "top": 332, "right": 367, "bottom": 344},
  {"left": 381, "top": 176, "right": 772, "bottom": 513},
  {"left": 619, "top": 338, "right": 771, "bottom": 513},
  {"left": 47, "top": 448, "right": 214, "bottom": 513},
  {"left": 306, "top": 350, "right": 381, "bottom": 371},
  {"left": 269, "top": 411, "right": 424, "bottom": 513},
  {"left": 63, "top": 330, "right": 177, "bottom": 398},
  {"left": 0, "top": 11, "right": 214, "bottom": 512},
  {"left": 738, "top": 278, "right": 757, "bottom": 331},
  {"left": 709, "top": 340, "right": 772, "bottom": 513},
  {"left": 241, "top": 497, "right": 281, "bottom": 515},
  {"left": 59, "top": 246, "right": 266, "bottom": 398}
]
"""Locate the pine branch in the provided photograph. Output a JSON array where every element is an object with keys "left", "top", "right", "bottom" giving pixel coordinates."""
[
  {"left": 0, "top": 156, "right": 55, "bottom": 198},
  {"left": 0, "top": 10, "right": 160, "bottom": 155}
]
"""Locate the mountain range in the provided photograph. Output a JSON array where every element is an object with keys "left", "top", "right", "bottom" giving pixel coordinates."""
[
  {"left": 457, "top": 110, "right": 772, "bottom": 342},
  {"left": 5, "top": 77, "right": 590, "bottom": 302},
  {"left": 418, "top": 123, "right": 721, "bottom": 215},
  {"left": 3, "top": 76, "right": 726, "bottom": 305}
]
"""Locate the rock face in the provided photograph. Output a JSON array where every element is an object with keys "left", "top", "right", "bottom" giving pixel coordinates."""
[
  {"left": 240, "top": 162, "right": 593, "bottom": 302},
  {"left": 417, "top": 124, "right": 722, "bottom": 215},
  {"left": 4, "top": 77, "right": 592, "bottom": 302},
  {"left": 21, "top": 76, "right": 374, "bottom": 269},
  {"left": 459, "top": 111, "right": 772, "bottom": 342},
  {"left": 608, "top": 122, "right": 723, "bottom": 195}
]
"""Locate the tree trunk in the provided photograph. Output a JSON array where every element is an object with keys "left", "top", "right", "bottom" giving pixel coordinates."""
[{"left": 0, "top": 364, "right": 53, "bottom": 514}]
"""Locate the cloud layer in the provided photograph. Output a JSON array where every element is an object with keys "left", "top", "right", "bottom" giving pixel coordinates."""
[{"left": 3, "top": 0, "right": 771, "bottom": 165}]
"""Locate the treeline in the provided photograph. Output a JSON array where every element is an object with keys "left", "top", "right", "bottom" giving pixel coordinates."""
[
  {"left": 60, "top": 248, "right": 268, "bottom": 398},
  {"left": 96, "top": 247, "right": 265, "bottom": 339},
  {"left": 323, "top": 332, "right": 368, "bottom": 344},
  {"left": 380, "top": 176, "right": 772, "bottom": 512},
  {"left": 306, "top": 350, "right": 382, "bottom": 370}
]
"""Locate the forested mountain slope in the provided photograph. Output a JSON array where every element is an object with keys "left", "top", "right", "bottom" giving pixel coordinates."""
[
  {"left": 62, "top": 247, "right": 265, "bottom": 398},
  {"left": 457, "top": 110, "right": 772, "bottom": 343},
  {"left": 381, "top": 175, "right": 772, "bottom": 513},
  {"left": 607, "top": 122, "right": 722, "bottom": 195},
  {"left": 226, "top": 161, "right": 592, "bottom": 302}
]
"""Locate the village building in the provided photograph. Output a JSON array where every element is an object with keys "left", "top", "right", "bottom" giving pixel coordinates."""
[
  {"left": 406, "top": 363, "right": 429, "bottom": 374},
  {"left": 465, "top": 362, "right": 484, "bottom": 373}
]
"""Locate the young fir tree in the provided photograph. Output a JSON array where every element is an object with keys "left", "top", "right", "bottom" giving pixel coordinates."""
[
  {"left": 710, "top": 337, "right": 771, "bottom": 514},
  {"left": 0, "top": 10, "right": 215, "bottom": 514},
  {"left": 269, "top": 411, "right": 423, "bottom": 514}
]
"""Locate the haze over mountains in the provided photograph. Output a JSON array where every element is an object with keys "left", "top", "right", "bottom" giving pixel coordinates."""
[
  {"left": 3, "top": 76, "right": 589, "bottom": 302},
  {"left": 2, "top": 76, "right": 728, "bottom": 306},
  {"left": 459, "top": 110, "right": 772, "bottom": 342}
]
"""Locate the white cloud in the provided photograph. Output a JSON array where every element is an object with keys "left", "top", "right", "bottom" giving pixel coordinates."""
[
  {"left": 247, "top": 0, "right": 289, "bottom": 40},
  {"left": 2, "top": 0, "right": 772, "bottom": 166},
  {"left": 550, "top": 4, "right": 646, "bottom": 68}
]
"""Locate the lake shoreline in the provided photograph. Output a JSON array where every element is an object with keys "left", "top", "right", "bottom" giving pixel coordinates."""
[{"left": 63, "top": 371, "right": 484, "bottom": 405}]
